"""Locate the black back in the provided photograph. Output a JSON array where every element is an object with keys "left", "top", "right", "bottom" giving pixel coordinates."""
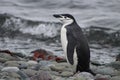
[{"left": 65, "top": 21, "right": 91, "bottom": 72}]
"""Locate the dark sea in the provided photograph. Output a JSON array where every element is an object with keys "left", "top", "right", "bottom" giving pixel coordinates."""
[{"left": 0, "top": 0, "right": 120, "bottom": 64}]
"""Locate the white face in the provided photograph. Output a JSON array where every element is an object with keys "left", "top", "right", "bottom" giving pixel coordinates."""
[{"left": 58, "top": 16, "right": 74, "bottom": 25}]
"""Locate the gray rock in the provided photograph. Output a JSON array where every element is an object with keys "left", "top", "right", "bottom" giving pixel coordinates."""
[
  {"left": 22, "top": 69, "right": 37, "bottom": 77},
  {"left": 50, "top": 62, "right": 72, "bottom": 72},
  {"left": 0, "top": 65, "right": 4, "bottom": 70},
  {"left": 60, "top": 71, "right": 73, "bottom": 77},
  {"left": 30, "top": 71, "right": 52, "bottom": 80},
  {"left": 106, "top": 61, "right": 120, "bottom": 69},
  {"left": 50, "top": 65, "right": 66, "bottom": 72},
  {"left": 0, "top": 53, "right": 15, "bottom": 61},
  {"left": 0, "top": 58, "right": 8, "bottom": 63},
  {"left": 51, "top": 75, "right": 66, "bottom": 80},
  {"left": 39, "top": 60, "right": 52, "bottom": 66},
  {"left": 110, "top": 76, "right": 120, "bottom": 80},
  {"left": 73, "top": 72, "right": 94, "bottom": 80},
  {"left": 50, "top": 71, "right": 60, "bottom": 76},
  {"left": 1, "top": 67, "right": 20, "bottom": 72},
  {"left": 95, "top": 66, "right": 117, "bottom": 76},
  {"left": 0, "top": 71, "right": 21, "bottom": 80},
  {"left": 4, "top": 61, "right": 27, "bottom": 67},
  {"left": 4, "top": 61, "right": 19, "bottom": 67},
  {"left": 95, "top": 74, "right": 111, "bottom": 80},
  {"left": 27, "top": 60, "right": 38, "bottom": 66}
]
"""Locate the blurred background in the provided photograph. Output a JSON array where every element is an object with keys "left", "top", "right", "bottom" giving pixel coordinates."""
[{"left": 0, "top": 0, "right": 120, "bottom": 64}]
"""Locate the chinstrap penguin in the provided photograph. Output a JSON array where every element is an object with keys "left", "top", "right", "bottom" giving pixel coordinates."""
[{"left": 53, "top": 14, "right": 95, "bottom": 75}]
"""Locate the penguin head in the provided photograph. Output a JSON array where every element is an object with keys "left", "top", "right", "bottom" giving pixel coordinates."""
[{"left": 53, "top": 14, "right": 75, "bottom": 24}]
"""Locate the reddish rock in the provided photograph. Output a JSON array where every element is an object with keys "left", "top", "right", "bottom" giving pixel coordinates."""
[
  {"left": 95, "top": 78, "right": 109, "bottom": 80},
  {"left": 31, "top": 49, "right": 66, "bottom": 62}
]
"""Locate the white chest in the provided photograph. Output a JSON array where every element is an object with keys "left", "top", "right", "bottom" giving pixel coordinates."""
[
  {"left": 60, "top": 24, "right": 77, "bottom": 68},
  {"left": 60, "top": 25, "right": 67, "bottom": 54}
]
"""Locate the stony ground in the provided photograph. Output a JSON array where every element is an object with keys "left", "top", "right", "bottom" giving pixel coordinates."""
[{"left": 0, "top": 50, "right": 120, "bottom": 80}]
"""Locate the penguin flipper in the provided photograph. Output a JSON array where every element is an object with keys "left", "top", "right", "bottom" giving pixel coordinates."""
[{"left": 67, "top": 32, "right": 76, "bottom": 65}]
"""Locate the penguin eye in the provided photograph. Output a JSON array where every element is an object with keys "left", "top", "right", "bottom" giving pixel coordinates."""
[
  {"left": 64, "top": 16, "right": 67, "bottom": 19},
  {"left": 64, "top": 16, "right": 70, "bottom": 20}
]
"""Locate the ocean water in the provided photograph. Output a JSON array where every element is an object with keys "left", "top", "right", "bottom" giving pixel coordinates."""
[{"left": 0, "top": 0, "right": 120, "bottom": 64}]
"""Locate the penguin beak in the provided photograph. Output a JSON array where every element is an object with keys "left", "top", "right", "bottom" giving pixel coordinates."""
[{"left": 53, "top": 14, "right": 62, "bottom": 18}]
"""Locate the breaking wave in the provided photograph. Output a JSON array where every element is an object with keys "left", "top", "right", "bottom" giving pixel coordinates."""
[
  {"left": 0, "top": 13, "right": 61, "bottom": 41},
  {"left": 0, "top": 13, "right": 120, "bottom": 46}
]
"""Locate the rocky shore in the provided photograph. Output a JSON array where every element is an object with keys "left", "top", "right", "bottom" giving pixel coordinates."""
[{"left": 0, "top": 49, "right": 120, "bottom": 80}]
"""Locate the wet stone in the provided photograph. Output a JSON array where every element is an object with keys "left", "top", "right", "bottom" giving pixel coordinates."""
[
  {"left": 60, "top": 71, "right": 73, "bottom": 77},
  {"left": 22, "top": 69, "right": 37, "bottom": 77},
  {"left": 110, "top": 76, "right": 120, "bottom": 80},
  {"left": 95, "top": 66, "right": 117, "bottom": 76},
  {"left": 50, "top": 65, "right": 66, "bottom": 72}
]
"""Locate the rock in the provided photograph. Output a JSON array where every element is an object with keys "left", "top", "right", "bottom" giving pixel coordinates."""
[
  {"left": 0, "top": 71, "right": 21, "bottom": 80},
  {"left": 106, "top": 61, "right": 120, "bottom": 69},
  {"left": 4, "top": 61, "right": 27, "bottom": 67},
  {"left": 110, "top": 76, "right": 120, "bottom": 80},
  {"left": 22, "top": 69, "right": 37, "bottom": 77},
  {"left": 17, "top": 71, "right": 30, "bottom": 80},
  {"left": 49, "top": 71, "right": 60, "bottom": 76},
  {"left": 51, "top": 75, "right": 66, "bottom": 80},
  {"left": 0, "top": 50, "right": 26, "bottom": 58},
  {"left": 0, "top": 50, "right": 13, "bottom": 56},
  {"left": 91, "top": 60, "right": 103, "bottom": 66},
  {"left": 18, "top": 63, "right": 28, "bottom": 69},
  {"left": 39, "top": 60, "right": 55, "bottom": 71},
  {"left": 50, "top": 62, "right": 72, "bottom": 72},
  {"left": 27, "top": 60, "right": 38, "bottom": 66},
  {"left": 0, "top": 58, "right": 8, "bottom": 63},
  {"left": 7, "top": 78, "right": 20, "bottom": 80},
  {"left": 0, "top": 65, "right": 4, "bottom": 70},
  {"left": 74, "top": 77, "right": 86, "bottom": 80},
  {"left": 39, "top": 60, "right": 54, "bottom": 67},
  {"left": 95, "top": 74, "right": 111, "bottom": 80},
  {"left": 31, "top": 49, "right": 65, "bottom": 62},
  {"left": 116, "top": 54, "right": 120, "bottom": 61},
  {"left": 60, "top": 71, "right": 73, "bottom": 77},
  {"left": 1, "top": 67, "right": 19, "bottom": 72},
  {"left": 50, "top": 65, "right": 66, "bottom": 72},
  {"left": 4, "top": 61, "right": 20, "bottom": 67},
  {"left": 73, "top": 72, "right": 94, "bottom": 80},
  {"left": 9, "top": 72, "right": 21, "bottom": 78},
  {"left": 95, "top": 78, "right": 109, "bottom": 80},
  {"left": 0, "top": 53, "right": 15, "bottom": 61},
  {"left": 30, "top": 71, "right": 52, "bottom": 80},
  {"left": 95, "top": 66, "right": 117, "bottom": 76}
]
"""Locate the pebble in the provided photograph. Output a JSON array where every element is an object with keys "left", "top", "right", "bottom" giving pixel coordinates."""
[
  {"left": 0, "top": 58, "right": 8, "bottom": 63},
  {"left": 50, "top": 65, "right": 66, "bottom": 72},
  {"left": 1, "top": 67, "right": 19, "bottom": 72},
  {"left": 27, "top": 60, "right": 38, "bottom": 65},
  {"left": 0, "top": 53, "right": 15, "bottom": 60},
  {"left": 22, "top": 69, "right": 37, "bottom": 77},
  {"left": 30, "top": 71, "right": 52, "bottom": 80},
  {"left": 110, "top": 76, "right": 120, "bottom": 80},
  {"left": 60, "top": 71, "right": 73, "bottom": 77},
  {"left": 73, "top": 72, "right": 94, "bottom": 80},
  {"left": 95, "top": 66, "right": 117, "bottom": 76},
  {"left": 106, "top": 61, "right": 120, "bottom": 69}
]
